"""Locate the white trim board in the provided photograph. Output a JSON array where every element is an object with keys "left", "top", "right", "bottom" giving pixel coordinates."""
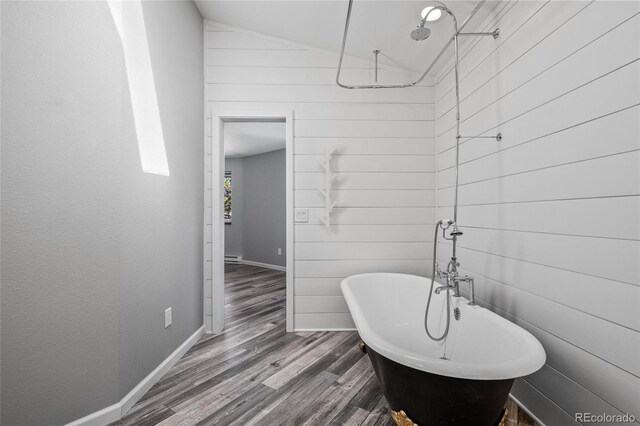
[
  {"left": 207, "top": 110, "right": 294, "bottom": 334},
  {"left": 64, "top": 404, "right": 120, "bottom": 426},
  {"left": 242, "top": 260, "right": 286, "bottom": 272},
  {"left": 65, "top": 326, "right": 205, "bottom": 426},
  {"left": 202, "top": 20, "right": 210, "bottom": 344}
]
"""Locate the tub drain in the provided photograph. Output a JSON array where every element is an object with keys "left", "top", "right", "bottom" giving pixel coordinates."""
[{"left": 454, "top": 308, "right": 461, "bottom": 321}]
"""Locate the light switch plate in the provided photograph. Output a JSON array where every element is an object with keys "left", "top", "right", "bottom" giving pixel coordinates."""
[{"left": 295, "top": 208, "right": 309, "bottom": 223}]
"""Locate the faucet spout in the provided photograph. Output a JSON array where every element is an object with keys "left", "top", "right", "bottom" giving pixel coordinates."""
[{"left": 434, "top": 284, "right": 456, "bottom": 295}]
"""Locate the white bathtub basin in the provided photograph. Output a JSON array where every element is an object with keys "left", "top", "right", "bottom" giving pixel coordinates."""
[{"left": 341, "top": 273, "right": 546, "bottom": 380}]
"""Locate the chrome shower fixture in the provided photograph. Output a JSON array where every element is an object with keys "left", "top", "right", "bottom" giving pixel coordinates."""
[
  {"left": 458, "top": 132, "right": 503, "bottom": 142},
  {"left": 410, "top": 24, "right": 431, "bottom": 41},
  {"left": 410, "top": 6, "right": 441, "bottom": 42},
  {"left": 438, "top": 219, "right": 462, "bottom": 240},
  {"left": 336, "top": 0, "right": 494, "bottom": 89},
  {"left": 410, "top": 4, "right": 499, "bottom": 42},
  {"left": 460, "top": 28, "right": 500, "bottom": 39},
  {"left": 450, "top": 224, "right": 463, "bottom": 237},
  {"left": 424, "top": 220, "right": 476, "bottom": 341},
  {"left": 336, "top": 0, "right": 500, "bottom": 342}
]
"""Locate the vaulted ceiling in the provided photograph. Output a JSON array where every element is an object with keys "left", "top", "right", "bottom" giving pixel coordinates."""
[{"left": 194, "top": 0, "right": 498, "bottom": 75}]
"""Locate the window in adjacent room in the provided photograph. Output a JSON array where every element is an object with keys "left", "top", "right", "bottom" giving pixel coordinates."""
[{"left": 224, "top": 171, "right": 232, "bottom": 223}]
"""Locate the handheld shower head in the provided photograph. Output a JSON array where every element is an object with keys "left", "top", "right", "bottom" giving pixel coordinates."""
[
  {"left": 450, "top": 225, "right": 463, "bottom": 237},
  {"left": 410, "top": 24, "right": 431, "bottom": 41}
]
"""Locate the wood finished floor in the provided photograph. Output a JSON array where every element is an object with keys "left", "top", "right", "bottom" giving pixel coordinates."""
[
  {"left": 114, "top": 264, "right": 536, "bottom": 426},
  {"left": 115, "top": 264, "right": 393, "bottom": 426}
]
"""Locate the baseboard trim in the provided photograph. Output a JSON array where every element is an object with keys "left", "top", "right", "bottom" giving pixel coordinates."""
[
  {"left": 65, "top": 403, "right": 121, "bottom": 426},
  {"left": 119, "top": 325, "right": 205, "bottom": 415},
  {"left": 242, "top": 260, "right": 286, "bottom": 272},
  {"left": 509, "top": 394, "right": 546, "bottom": 426},
  {"left": 65, "top": 325, "right": 205, "bottom": 426},
  {"left": 294, "top": 328, "right": 357, "bottom": 332}
]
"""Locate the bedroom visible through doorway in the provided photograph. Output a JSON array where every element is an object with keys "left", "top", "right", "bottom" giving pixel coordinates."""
[{"left": 206, "top": 112, "right": 293, "bottom": 334}]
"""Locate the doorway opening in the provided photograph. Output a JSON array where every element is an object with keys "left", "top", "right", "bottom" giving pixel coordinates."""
[{"left": 206, "top": 112, "right": 294, "bottom": 334}]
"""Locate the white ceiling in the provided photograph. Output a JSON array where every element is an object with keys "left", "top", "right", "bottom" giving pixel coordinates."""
[
  {"left": 224, "top": 121, "right": 286, "bottom": 158},
  {"left": 194, "top": 0, "right": 498, "bottom": 74}
]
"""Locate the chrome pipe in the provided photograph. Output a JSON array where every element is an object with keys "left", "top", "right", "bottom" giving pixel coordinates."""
[
  {"left": 425, "top": 221, "right": 452, "bottom": 341},
  {"left": 459, "top": 132, "right": 502, "bottom": 142},
  {"left": 335, "top": 0, "right": 488, "bottom": 89},
  {"left": 373, "top": 50, "right": 380, "bottom": 84},
  {"left": 336, "top": 1, "right": 500, "bottom": 342},
  {"left": 459, "top": 29, "right": 500, "bottom": 39},
  {"left": 451, "top": 8, "right": 460, "bottom": 263}
]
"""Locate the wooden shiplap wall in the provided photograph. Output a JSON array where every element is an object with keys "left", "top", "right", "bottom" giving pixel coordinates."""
[
  {"left": 204, "top": 22, "right": 436, "bottom": 330},
  {"left": 434, "top": 1, "right": 640, "bottom": 424}
]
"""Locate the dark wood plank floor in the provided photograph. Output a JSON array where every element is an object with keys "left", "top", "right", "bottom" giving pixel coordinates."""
[
  {"left": 114, "top": 264, "right": 536, "bottom": 426},
  {"left": 115, "top": 264, "right": 393, "bottom": 426}
]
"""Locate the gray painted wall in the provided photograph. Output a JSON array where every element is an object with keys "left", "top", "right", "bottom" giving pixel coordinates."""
[
  {"left": 1, "top": 3, "right": 122, "bottom": 423},
  {"left": 242, "top": 149, "right": 286, "bottom": 267},
  {"left": 0, "top": 1, "right": 203, "bottom": 424},
  {"left": 224, "top": 157, "right": 244, "bottom": 258},
  {"left": 117, "top": 0, "right": 204, "bottom": 399}
]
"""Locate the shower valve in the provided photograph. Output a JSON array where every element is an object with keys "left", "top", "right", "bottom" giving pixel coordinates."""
[{"left": 435, "top": 262, "right": 444, "bottom": 278}]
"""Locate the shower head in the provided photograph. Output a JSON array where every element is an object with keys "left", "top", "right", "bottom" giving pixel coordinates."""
[
  {"left": 410, "top": 24, "right": 431, "bottom": 41},
  {"left": 411, "top": 4, "right": 445, "bottom": 41},
  {"left": 450, "top": 225, "right": 463, "bottom": 237}
]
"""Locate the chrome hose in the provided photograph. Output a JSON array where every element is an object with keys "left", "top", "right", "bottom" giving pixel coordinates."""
[{"left": 424, "top": 221, "right": 451, "bottom": 341}]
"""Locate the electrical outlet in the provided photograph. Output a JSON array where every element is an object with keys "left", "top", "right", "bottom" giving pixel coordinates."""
[
  {"left": 277, "top": 248, "right": 282, "bottom": 256},
  {"left": 164, "top": 307, "right": 172, "bottom": 328},
  {"left": 295, "top": 208, "right": 309, "bottom": 223}
]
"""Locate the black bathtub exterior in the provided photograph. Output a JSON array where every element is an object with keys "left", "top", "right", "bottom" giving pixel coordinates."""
[{"left": 365, "top": 344, "right": 513, "bottom": 426}]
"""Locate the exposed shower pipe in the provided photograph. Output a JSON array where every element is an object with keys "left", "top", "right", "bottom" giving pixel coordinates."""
[
  {"left": 373, "top": 49, "right": 380, "bottom": 84},
  {"left": 335, "top": 0, "right": 488, "bottom": 89},
  {"left": 459, "top": 29, "right": 500, "bottom": 39},
  {"left": 336, "top": 1, "right": 500, "bottom": 341},
  {"left": 336, "top": 1, "right": 499, "bottom": 253},
  {"left": 412, "top": 4, "right": 498, "bottom": 253}
]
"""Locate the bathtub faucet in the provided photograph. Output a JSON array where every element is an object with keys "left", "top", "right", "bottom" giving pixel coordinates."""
[
  {"left": 455, "top": 275, "right": 476, "bottom": 306},
  {"left": 434, "top": 283, "right": 457, "bottom": 295},
  {"left": 434, "top": 260, "right": 461, "bottom": 297},
  {"left": 435, "top": 261, "right": 476, "bottom": 305}
]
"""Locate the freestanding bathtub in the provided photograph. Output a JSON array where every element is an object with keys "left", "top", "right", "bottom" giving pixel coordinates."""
[{"left": 341, "top": 273, "right": 546, "bottom": 426}]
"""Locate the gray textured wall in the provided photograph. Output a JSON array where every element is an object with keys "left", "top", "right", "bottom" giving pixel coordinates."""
[
  {"left": 224, "top": 157, "right": 244, "bottom": 258},
  {"left": 117, "top": 0, "right": 204, "bottom": 399},
  {"left": 242, "top": 149, "right": 286, "bottom": 267},
  {"left": 1, "top": 3, "right": 122, "bottom": 423},
  {"left": 0, "top": 1, "right": 203, "bottom": 424}
]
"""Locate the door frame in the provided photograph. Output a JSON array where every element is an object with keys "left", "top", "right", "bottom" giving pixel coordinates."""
[{"left": 207, "top": 110, "right": 294, "bottom": 334}]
